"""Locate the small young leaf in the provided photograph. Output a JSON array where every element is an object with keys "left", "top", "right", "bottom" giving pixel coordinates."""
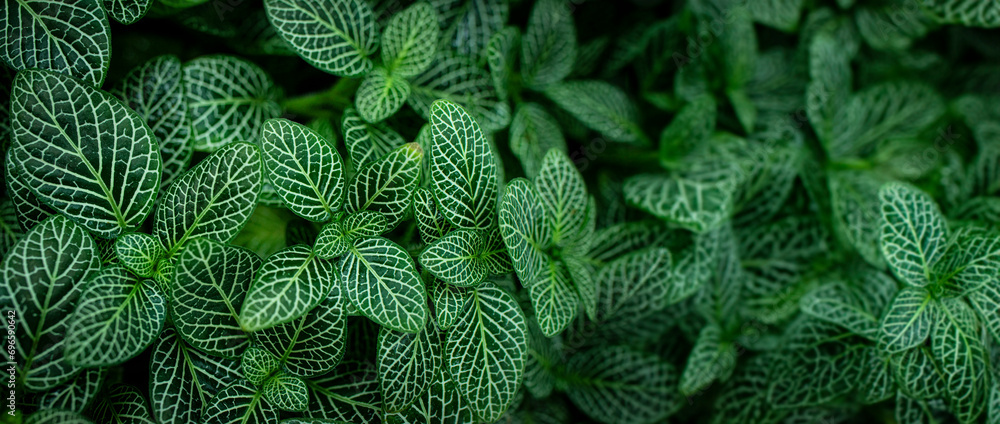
[
  {"left": 428, "top": 276, "right": 468, "bottom": 330},
  {"left": 242, "top": 347, "right": 281, "bottom": 386},
  {"left": 262, "top": 373, "right": 309, "bottom": 412},
  {"left": 412, "top": 186, "right": 453, "bottom": 244},
  {"left": 114, "top": 233, "right": 164, "bottom": 278},
  {"left": 535, "top": 149, "right": 590, "bottom": 247},
  {"left": 420, "top": 229, "right": 489, "bottom": 287}
]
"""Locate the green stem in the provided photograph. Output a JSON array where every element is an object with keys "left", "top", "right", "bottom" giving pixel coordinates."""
[{"left": 282, "top": 77, "right": 361, "bottom": 119}]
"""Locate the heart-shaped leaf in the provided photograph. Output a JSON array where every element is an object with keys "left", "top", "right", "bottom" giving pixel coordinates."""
[{"left": 11, "top": 68, "right": 161, "bottom": 238}]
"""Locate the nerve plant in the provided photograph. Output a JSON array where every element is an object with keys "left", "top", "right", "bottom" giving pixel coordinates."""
[{"left": 5, "top": 0, "right": 1000, "bottom": 423}]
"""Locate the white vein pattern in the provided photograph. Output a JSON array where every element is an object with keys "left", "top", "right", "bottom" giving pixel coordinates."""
[
  {"left": 509, "top": 103, "right": 566, "bottom": 178},
  {"left": 498, "top": 179, "right": 551, "bottom": 291},
  {"left": 37, "top": 367, "right": 104, "bottom": 412},
  {"left": 544, "top": 80, "right": 641, "bottom": 143},
  {"left": 412, "top": 187, "right": 453, "bottom": 244},
  {"left": 381, "top": 2, "right": 439, "bottom": 78},
  {"left": 340, "top": 237, "right": 428, "bottom": 333},
  {"left": 114, "top": 232, "right": 163, "bottom": 278},
  {"left": 0, "top": 216, "right": 98, "bottom": 391},
  {"left": 408, "top": 51, "right": 510, "bottom": 132},
  {"left": 11, "top": 69, "right": 161, "bottom": 238},
  {"left": 155, "top": 142, "right": 261, "bottom": 255},
  {"left": 520, "top": 0, "right": 575, "bottom": 89},
  {"left": 116, "top": 55, "right": 191, "bottom": 189},
  {"left": 240, "top": 245, "right": 337, "bottom": 332},
  {"left": 346, "top": 143, "right": 421, "bottom": 229},
  {"left": 253, "top": 292, "right": 347, "bottom": 377},
  {"left": 304, "top": 361, "right": 381, "bottom": 423},
  {"left": 1, "top": 0, "right": 111, "bottom": 86},
  {"left": 150, "top": 329, "right": 241, "bottom": 424},
  {"left": 66, "top": 266, "right": 166, "bottom": 367},
  {"left": 261, "top": 373, "right": 308, "bottom": 411},
  {"left": 565, "top": 346, "right": 680, "bottom": 424},
  {"left": 90, "top": 384, "right": 156, "bottom": 424},
  {"left": 103, "top": 0, "right": 152, "bottom": 24},
  {"left": 879, "top": 182, "right": 946, "bottom": 287},
  {"left": 429, "top": 276, "right": 468, "bottom": 330},
  {"left": 202, "top": 381, "right": 278, "bottom": 424},
  {"left": 4, "top": 157, "right": 54, "bottom": 231},
  {"left": 265, "top": 0, "right": 379, "bottom": 77},
  {"left": 420, "top": 229, "right": 488, "bottom": 287},
  {"left": 261, "top": 118, "right": 344, "bottom": 222},
  {"left": 170, "top": 238, "right": 261, "bottom": 358},
  {"left": 355, "top": 67, "right": 411, "bottom": 123},
  {"left": 434, "top": 0, "right": 507, "bottom": 63},
  {"left": 446, "top": 283, "right": 526, "bottom": 422},
  {"left": 535, "top": 149, "right": 588, "bottom": 245},
  {"left": 342, "top": 107, "right": 406, "bottom": 170},
  {"left": 486, "top": 26, "right": 518, "bottom": 101},
  {"left": 378, "top": 320, "right": 439, "bottom": 413},
  {"left": 429, "top": 100, "right": 497, "bottom": 229},
  {"left": 183, "top": 55, "right": 280, "bottom": 151}
]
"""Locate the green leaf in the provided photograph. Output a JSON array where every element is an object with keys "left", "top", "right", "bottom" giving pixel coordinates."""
[
  {"left": 241, "top": 245, "right": 338, "bottom": 332},
  {"left": 447, "top": 283, "right": 527, "bottom": 422},
  {"left": 878, "top": 286, "right": 934, "bottom": 354},
  {"left": 806, "top": 26, "right": 853, "bottom": 147},
  {"left": 408, "top": 51, "right": 510, "bottom": 133},
  {"left": 341, "top": 107, "right": 406, "bottom": 170},
  {"left": 346, "top": 143, "right": 421, "bottom": 229},
  {"left": 10, "top": 68, "right": 161, "bottom": 238},
  {"left": 170, "top": 238, "right": 261, "bottom": 358},
  {"left": 535, "top": 149, "right": 590, "bottom": 247},
  {"left": 509, "top": 103, "right": 567, "bottom": 179},
  {"left": 262, "top": 373, "right": 309, "bottom": 412},
  {"left": 261, "top": 118, "right": 345, "bottom": 222},
  {"left": 858, "top": 347, "right": 895, "bottom": 404},
  {"left": 830, "top": 81, "right": 944, "bottom": 159},
  {"left": 829, "top": 170, "right": 886, "bottom": 268},
  {"left": 668, "top": 229, "right": 716, "bottom": 304},
  {"left": 921, "top": 0, "right": 1000, "bottom": 27},
  {"left": 115, "top": 233, "right": 164, "bottom": 278},
  {"left": 523, "top": 317, "right": 558, "bottom": 398},
  {"left": 0, "top": 0, "right": 110, "bottom": 86},
  {"left": 968, "top": 281, "right": 1000, "bottom": 343},
  {"left": 879, "top": 182, "right": 947, "bottom": 287},
  {"left": 498, "top": 179, "right": 552, "bottom": 292},
  {"left": 155, "top": 142, "right": 262, "bottom": 256},
  {"left": 378, "top": 320, "right": 440, "bottom": 413},
  {"left": 90, "top": 384, "right": 156, "bottom": 424},
  {"left": 314, "top": 222, "right": 351, "bottom": 259},
  {"left": 265, "top": 0, "right": 379, "bottom": 77},
  {"left": 242, "top": 346, "right": 281, "bottom": 386},
  {"left": 749, "top": 0, "right": 805, "bottom": 32},
  {"left": 768, "top": 319, "right": 866, "bottom": 408},
  {"left": 520, "top": 0, "right": 576, "bottom": 89},
  {"left": 115, "top": 55, "right": 192, "bottom": 189},
  {"left": 624, "top": 170, "right": 739, "bottom": 233},
  {"left": 486, "top": 26, "right": 519, "bottom": 101},
  {"left": 253, "top": 293, "right": 347, "bottom": 377},
  {"left": 4, "top": 155, "right": 54, "bottom": 232},
  {"left": 202, "top": 382, "right": 278, "bottom": 424},
  {"left": 589, "top": 248, "right": 672, "bottom": 337},
  {"left": 429, "top": 100, "right": 498, "bottom": 230},
  {"left": 303, "top": 361, "right": 381, "bottom": 422},
  {"left": 104, "top": 0, "right": 153, "bottom": 24},
  {"left": 66, "top": 266, "right": 166, "bottom": 367},
  {"left": 679, "top": 324, "right": 735, "bottom": 396},
  {"left": 435, "top": 0, "right": 508, "bottom": 63},
  {"left": 428, "top": 276, "right": 469, "bottom": 330},
  {"left": 932, "top": 298, "right": 989, "bottom": 423},
  {"left": 420, "top": 229, "right": 488, "bottom": 287},
  {"left": 935, "top": 225, "right": 1000, "bottom": 294},
  {"left": 563, "top": 346, "right": 681, "bottom": 424},
  {"left": 412, "top": 187, "right": 453, "bottom": 244},
  {"left": 151, "top": 329, "right": 242, "bottom": 424},
  {"left": 184, "top": 55, "right": 281, "bottom": 151},
  {"left": 893, "top": 347, "right": 946, "bottom": 400},
  {"left": 800, "top": 281, "right": 880, "bottom": 340},
  {"left": 355, "top": 67, "right": 411, "bottom": 123},
  {"left": 392, "top": 366, "right": 475, "bottom": 423},
  {"left": 381, "top": 2, "right": 439, "bottom": 78},
  {"left": 529, "top": 260, "right": 578, "bottom": 336},
  {"left": 0, "top": 216, "right": 98, "bottom": 391},
  {"left": 37, "top": 367, "right": 104, "bottom": 413},
  {"left": 341, "top": 237, "right": 428, "bottom": 333},
  {"left": 544, "top": 80, "right": 642, "bottom": 144}
]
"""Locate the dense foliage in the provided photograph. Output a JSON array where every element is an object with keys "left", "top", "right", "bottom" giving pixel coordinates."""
[{"left": 3, "top": 0, "right": 1000, "bottom": 423}]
